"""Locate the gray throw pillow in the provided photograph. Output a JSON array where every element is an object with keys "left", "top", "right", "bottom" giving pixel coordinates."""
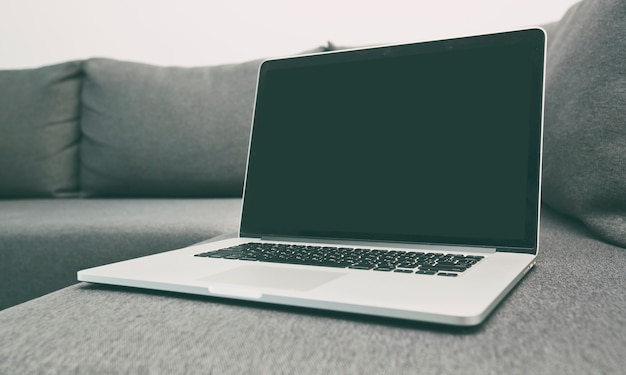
[
  {"left": 0, "top": 62, "right": 82, "bottom": 197},
  {"left": 80, "top": 58, "right": 262, "bottom": 197},
  {"left": 542, "top": 0, "right": 626, "bottom": 247}
]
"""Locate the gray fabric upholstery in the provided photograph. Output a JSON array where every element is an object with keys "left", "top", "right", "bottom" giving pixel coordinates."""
[
  {"left": 0, "top": 207, "right": 624, "bottom": 375},
  {"left": 542, "top": 0, "right": 626, "bottom": 247},
  {"left": 0, "top": 198, "right": 241, "bottom": 310},
  {"left": 0, "top": 45, "right": 331, "bottom": 311},
  {"left": 0, "top": 62, "right": 82, "bottom": 198},
  {"left": 80, "top": 58, "right": 261, "bottom": 197}
]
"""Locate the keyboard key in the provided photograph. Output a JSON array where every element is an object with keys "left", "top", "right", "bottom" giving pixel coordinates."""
[
  {"left": 415, "top": 270, "right": 437, "bottom": 275},
  {"left": 377, "top": 263, "right": 396, "bottom": 270},
  {"left": 349, "top": 264, "right": 375, "bottom": 270},
  {"left": 318, "top": 261, "right": 351, "bottom": 268},
  {"left": 373, "top": 267, "right": 393, "bottom": 272}
]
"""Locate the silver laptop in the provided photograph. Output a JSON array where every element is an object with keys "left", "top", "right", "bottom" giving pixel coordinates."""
[{"left": 78, "top": 28, "right": 546, "bottom": 326}]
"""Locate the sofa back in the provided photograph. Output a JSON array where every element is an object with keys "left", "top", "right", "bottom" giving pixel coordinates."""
[
  {"left": 80, "top": 58, "right": 262, "bottom": 197},
  {"left": 0, "top": 58, "right": 265, "bottom": 198},
  {"left": 0, "top": 62, "right": 82, "bottom": 198},
  {"left": 541, "top": 0, "right": 626, "bottom": 248}
]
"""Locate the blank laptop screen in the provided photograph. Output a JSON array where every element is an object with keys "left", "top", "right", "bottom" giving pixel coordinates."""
[{"left": 241, "top": 29, "right": 545, "bottom": 252}]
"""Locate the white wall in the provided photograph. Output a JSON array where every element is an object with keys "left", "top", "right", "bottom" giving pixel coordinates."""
[{"left": 0, "top": 0, "right": 578, "bottom": 69}]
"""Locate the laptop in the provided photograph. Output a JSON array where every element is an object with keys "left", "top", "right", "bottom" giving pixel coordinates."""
[{"left": 78, "top": 28, "right": 546, "bottom": 326}]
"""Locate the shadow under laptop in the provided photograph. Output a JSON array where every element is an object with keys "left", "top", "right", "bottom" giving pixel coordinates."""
[{"left": 77, "top": 282, "right": 493, "bottom": 334}]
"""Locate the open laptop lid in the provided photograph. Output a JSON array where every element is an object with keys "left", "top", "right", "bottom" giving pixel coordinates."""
[{"left": 240, "top": 28, "right": 545, "bottom": 255}]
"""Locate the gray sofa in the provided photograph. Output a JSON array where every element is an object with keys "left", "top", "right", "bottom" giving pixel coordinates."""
[
  {"left": 0, "top": 57, "right": 255, "bottom": 310},
  {"left": 0, "top": 1, "right": 624, "bottom": 373},
  {"left": 0, "top": 43, "right": 334, "bottom": 311}
]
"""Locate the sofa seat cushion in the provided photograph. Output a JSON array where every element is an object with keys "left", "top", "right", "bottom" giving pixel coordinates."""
[
  {"left": 542, "top": 0, "right": 626, "bottom": 247},
  {"left": 0, "top": 207, "right": 624, "bottom": 374},
  {"left": 0, "top": 198, "right": 241, "bottom": 310},
  {"left": 0, "top": 61, "right": 82, "bottom": 198}
]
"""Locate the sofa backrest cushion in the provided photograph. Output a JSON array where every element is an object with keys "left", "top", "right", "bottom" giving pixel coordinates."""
[
  {"left": 80, "top": 58, "right": 261, "bottom": 197},
  {"left": 542, "top": 0, "right": 626, "bottom": 247},
  {"left": 0, "top": 62, "right": 82, "bottom": 198}
]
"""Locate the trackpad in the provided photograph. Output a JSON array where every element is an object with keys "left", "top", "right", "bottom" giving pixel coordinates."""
[{"left": 201, "top": 265, "right": 347, "bottom": 292}]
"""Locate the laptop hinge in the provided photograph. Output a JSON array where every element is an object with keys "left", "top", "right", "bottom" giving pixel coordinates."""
[
  {"left": 260, "top": 236, "right": 497, "bottom": 254},
  {"left": 496, "top": 247, "right": 537, "bottom": 254}
]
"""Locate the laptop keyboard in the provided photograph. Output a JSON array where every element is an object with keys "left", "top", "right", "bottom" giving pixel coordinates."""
[{"left": 195, "top": 242, "right": 484, "bottom": 277}]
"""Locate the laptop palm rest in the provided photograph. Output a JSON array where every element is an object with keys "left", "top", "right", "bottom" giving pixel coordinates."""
[{"left": 201, "top": 265, "right": 347, "bottom": 294}]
